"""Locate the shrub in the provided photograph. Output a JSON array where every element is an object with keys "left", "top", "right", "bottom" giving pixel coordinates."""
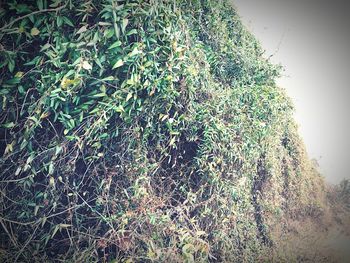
[{"left": 0, "top": 0, "right": 323, "bottom": 261}]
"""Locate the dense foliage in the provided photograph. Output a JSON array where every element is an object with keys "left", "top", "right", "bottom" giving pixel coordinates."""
[{"left": 0, "top": 0, "right": 325, "bottom": 261}]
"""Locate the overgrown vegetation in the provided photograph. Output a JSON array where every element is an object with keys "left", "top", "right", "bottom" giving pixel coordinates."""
[{"left": 0, "top": 0, "right": 340, "bottom": 262}]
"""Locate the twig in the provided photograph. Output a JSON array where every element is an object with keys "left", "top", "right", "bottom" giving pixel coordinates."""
[
  {"left": 68, "top": 185, "right": 115, "bottom": 231},
  {"left": 0, "top": 218, "right": 18, "bottom": 247},
  {"left": 0, "top": 5, "right": 66, "bottom": 32},
  {"left": 0, "top": 215, "right": 36, "bottom": 226},
  {"left": 0, "top": 174, "right": 32, "bottom": 183},
  {"left": 14, "top": 223, "right": 39, "bottom": 262},
  {"left": 269, "top": 30, "right": 287, "bottom": 59}
]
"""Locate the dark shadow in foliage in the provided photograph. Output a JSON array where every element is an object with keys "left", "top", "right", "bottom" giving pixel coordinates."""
[{"left": 252, "top": 155, "right": 273, "bottom": 247}]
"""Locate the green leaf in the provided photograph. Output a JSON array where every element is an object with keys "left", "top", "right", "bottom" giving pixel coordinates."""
[
  {"left": 37, "top": 0, "right": 43, "bottom": 10},
  {"left": 49, "top": 0, "right": 61, "bottom": 8},
  {"left": 115, "top": 105, "right": 124, "bottom": 113},
  {"left": 48, "top": 163, "right": 54, "bottom": 175},
  {"left": 98, "top": 22, "right": 112, "bottom": 26},
  {"left": 126, "top": 29, "right": 137, "bottom": 36},
  {"left": 51, "top": 225, "right": 60, "bottom": 238},
  {"left": 128, "top": 47, "right": 141, "bottom": 57},
  {"left": 41, "top": 216, "right": 47, "bottom": 227},
  {"left": 121, "top": 18, "right": 128, "bottom": 34},
  {"left": 112, "top": 59, "right": 124, "bottom": 69},
  {"left": 56, "top": 16, "right": 63, "bottom": 27},
  {"left": 62, "top": 17, "right": 74, "bottom": 27},
  {"left": 23, "top": 56, "right": 40, "bottom": 66},
  {"left": 102, "top": 76, "right": 114, "bottom": 81},
  {"left": 34, "top": 205, "right": 39, "bottom": 216},
  {"left": 40, "top": 43, "right": 51, "bottom": 52},
  {"left": 2, "top": 122, "right": 15, "bottom": 129},
  {"left": 76, "top": 25, "right": 88, "bottom": 34},
  {"left": 18, "top": 85, "right": 25, "bottom": 94},
  {"left": 5, "top": 77, "right": 21, "bottom": 85},
  {"left": 8, "top": 60, "right": 15, "bottom": 73},
  {"left": 108, "top": 41, "right": 122, "bottom": 50},
  {"left": 14, "top": 4, "right": 31, "bottom": 14},
  {"left": 55, "top": 145, "right": 62, "bottom": 155},
  {"left": 92, "top": 93, "right": 106, "bottom": 98},
  {"left": 126, "top": 92, "right": 133, "bottom": 102}
]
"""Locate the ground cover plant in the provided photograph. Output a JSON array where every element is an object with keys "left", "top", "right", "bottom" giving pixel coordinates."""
[{"left": 0, "top": 0, "right": 345, "bottom": 262}]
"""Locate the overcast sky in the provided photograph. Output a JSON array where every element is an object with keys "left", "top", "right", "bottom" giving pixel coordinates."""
[{"left": 232, "top": 0, "right": 350, "bottom": 183}]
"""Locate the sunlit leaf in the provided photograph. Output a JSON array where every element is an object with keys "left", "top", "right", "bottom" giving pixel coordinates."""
[
  {"left": 82, "top": 61, "right": 92, "bottom": 70},
  {"left": 121, "top": 18, "right": 128, "bottom": 34},
  {"left": 126, "top": 92, "right": 133, "bottom": 102},
  {"left": 30, "top": 27, "right": 40, "bottom": 36},
  {"left": 112, "top": 59, "right": 124, "bottom": 69},
  {"left": 108, "top": 41, "right": 122, "bottom": 49}
]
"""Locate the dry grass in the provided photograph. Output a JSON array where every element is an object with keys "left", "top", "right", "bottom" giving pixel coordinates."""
[{"left": 267, "top": 182, "right": 350, "bottom": 263}]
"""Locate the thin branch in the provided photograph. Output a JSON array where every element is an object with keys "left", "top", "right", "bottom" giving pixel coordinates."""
[
  {"left": 0, "top": 4, "right": 66, "bottom": 32},
  {"left": 14, "top": 223, "right": 39, "bottom": 262},
  {"left": 0, "top": 218, "right": 18, "bottom": 247},
  {"left": 0, "top": 215, "right": 36, "bottom": 226},
  {"left": 0, "top": 174, "right": 32, "bottom": 183}
]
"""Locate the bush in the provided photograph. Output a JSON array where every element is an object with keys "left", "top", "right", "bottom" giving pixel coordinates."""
[{"left": 0, "top": 0, "right": 322, "bottom": 261}]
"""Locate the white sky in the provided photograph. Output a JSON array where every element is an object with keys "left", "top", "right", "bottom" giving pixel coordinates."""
[{"left": 233, "top": 0, "right": 350, "bottom": 183}]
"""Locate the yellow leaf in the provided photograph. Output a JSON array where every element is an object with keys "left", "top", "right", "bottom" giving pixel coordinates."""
[
  {"left": 196, "top": 230, "right": 207, "bottom": 237},
  {"left": 49, "top": 176, "right": 55, "bottom": 187},
  {"left": 147, "top": 250, "right": 157, "bottom": 260},
  {"left": 15, "top": 71, "right": 24, "bottom": 78},
  {"left": 61, "top": 77, "right": 80, "bottom": 89},
  {"left": 40, "top": 111, "right": 50, "bottom": 119},
  {"left": 61, "top": 77, "right": 68, "bottom": 88},
  {"left": 59, "top": 224, "right": 72, "bottom": 228},
  {"left": 169, "top": 137, "right": 176, "bottom": 146},
  {"left": 4, "top": 142, "right": 14, "bottom": 155},
  {"left": 161, "top": 115, "right": 169, "bottom": 122},
  {"left": 30, "top": 27, "right": 40, "bottom": 36}
]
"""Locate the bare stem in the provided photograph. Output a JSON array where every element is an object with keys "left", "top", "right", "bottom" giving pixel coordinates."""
[{"left": 0, "top": 4, "right": 66, "bottom": 32}]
